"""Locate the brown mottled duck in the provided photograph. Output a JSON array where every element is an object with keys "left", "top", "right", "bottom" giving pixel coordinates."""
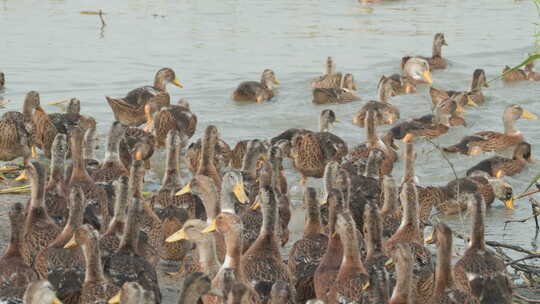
[{"left": 232, "top": 69, "right": 279, "bottom": 102}]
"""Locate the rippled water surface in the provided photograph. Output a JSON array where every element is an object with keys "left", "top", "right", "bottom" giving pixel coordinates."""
[{"left": 2, "top": 0, "right": 540, "bottom": 300}]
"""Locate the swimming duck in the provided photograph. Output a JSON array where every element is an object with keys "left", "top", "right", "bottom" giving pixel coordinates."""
[
  {"left": 311, "top": 56, "right": 337, "bottom": 87},
  {"left": 466, "top": 141, "right": 532, "bottom": 178},
  {"left": 64, "top": 224, "right": 120, "bottom": 304},
  {"left": 287, "top": 187, "right": 329, "bottom": 303},
  {"left": 0, "top": 91, "right": 38, "bottom": 181},
  {"left": 348, "top": 109, "right": 397, "bottom": 175},
  {"left": 389, "top": 244, "right": 415, "bottom": 304},
  {"left": 232, "top": 69, "right": 279, "bottom": 102},
  {"left": 327, "top": 211, "right": 368, "bottom": 304},
  {"left": 186, "top": 125, "right": 230, "bottom": 187},
  {"left": 21, "top": 161, "right": 62, "bottom": 268},
  {"left": 106, "top": 67, "right": 183, "bottom": 126},
  {"left": 314, "top": 189, "right": 346, "bottom": 302},
  {"left": 35, "top": 187, "right": 86, "bottom": 304},
  {"left": 388, "top": 57, "right": 433, "bottom": 94},
  {"left": 312, "top": 74, "right": 360, "bottom": 104},
  {"left": 453, "top": 193, "right": 513, "bottom": 303},
  {"left": 103, "top": 189, "right": 162, "bottom": 302},
  {"left": 425, "top": 223, "right": 479, "bottom": 304},
  {"left": 91, "top": 121, "right": 129, "bottom": 183},
  {"left": 68, "top": 127, "right": 110, "bottom": 232},
  {"left": 119, "top": 127, "right": 156, "bottom": 170},
  {"left": 385, "top": 182, "right": 435, "bottom": 304},
  {"left": 151, "top": 98, "right": 198, "bottom": 148},
  {"left": 0, "top": 202, "right": 38, "bottom": 300},
  {"left": 311, "top": 57, "right": 358, "bottom": 90},
  {"left": 270, "top": 108, "right": 341, "bottom": 144},
  {"left": 289, "top": 110, "right": 348, "bottom": 185},
  {"left": 242, "top": 185, "right": 292, "bottom": 302},
  {"left": 416, "top": 33, "right": 448, "bottom": 70},
  {"left": 107, "top": 282, "right": 155, "bottom": 304},
  {"left": 22, "top": 280, "right": 63, "bottom": 304},
  {"left": 43, "top": 134, "right": 70, "bottom": 226},
  {"left": 352, "top": 75, "right": 399, "bottom": 127},
  {"left": 501, "top": 65, "right": 528, "bottom": 82},
  {"left": 430, "top": 69, "right": 488, "bottom": 107},
  {"left": 443, "top": 104, "right": 538, "bottom": 155}
]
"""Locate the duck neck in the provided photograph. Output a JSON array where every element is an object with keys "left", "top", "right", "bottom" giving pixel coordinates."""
[
  {"left": 119, "top": 198, "right": 141, "bottom": 253},
  {"left": 469, "top": 198, "right": 485, "bottom": 250},
  {"left": 503, "top": 116, "right": 518, "bottom": 135},
  {"left": 365, "top": 153, "right": 380, "bottom": 179},
  {"left": 83, "top": 128, "right": 96, "bottom": 160},
  {"left": 220, "top": 188, "right": 236, "bottom": 214},
  {"left": 199, "top": 137, "right": 216, "bottom": 171},
  {"left": 22, "top": 96, "right": 35, "bottom": 118},
  {"left": 365, "top": 113, "right": 378, "bottom": 146},
  {"left": 261, "top": 194, "right": 279, "bottom": 238},
  {"left": 319, "top": 117, "right": 331, "bottom": 133},
  {"left": 52, "top": 199, "right": 84, "bottom": 247},
  {"left": 71, "top": 131, "right": 91, "bottom": 182},
  {"left": 161, "top": 141, "right": 181, "bottom": 189},
  {"left": 366, "top": 217, "right": 384, "bottom": 259},
  {"left": 223, "top": 226, "right": 244, "bottom": 273},
  {"left": 471, "top": 75, "right": 483, "bottom": 92},
  {"left": 103, "top": 131, "right": 122, "bottom": 166},
  {"left": 402, "top": 144, "right": 415, "bottom": 183},
  {"left": 381, "top": 184, "right": 397, "bottom": 215},
  {"left": 4, "top": 215, "right": 24, "bottom": 257},
  {"left": 49, "top": 154, "right": 65, "bottom": 185},
  {"left": 202, "top": 189, "right": 221, "bottom": 224},
  {"left": 435, "top": 235, "right": 454, "bottom": 295},
  {"left": 391, "top": 255, "right": 413, "bottom": 303},
  {"left": 195, "top": 235, "right": 220, "bottom": 275},
  {"left": 304, "top": 200, "right": 322, "bottom": 238},
  {"left": 326, "top": 57, "right": 335, "bottom": 75},
  {"left": 29, "top": 167, "right": 46, "bottom": 211},
  {"left": 341, "top": 227, "right": 363, "bottom": 269},
  {"left": 399, "top": 188, "right": 421, "bottom": 241},
  {"left": 241, "top": 149, "right": 261, "bottom": 179},
  {"left": 378, "top": 86, "right": 390, "bottom": 103},
  {"left": 432, "top": 40, "right": 442, "bottom": 58},
  {"left": 153, "top": 74, "right": 167, "bottom": 91},
  {"left": 82, "top": 239, "right": 106, "bottom": 283},
  {"left": 108, "top": 179, "right": 129, "bottom": 233}
]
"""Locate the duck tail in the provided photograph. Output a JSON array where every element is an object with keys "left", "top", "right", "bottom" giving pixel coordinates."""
[{"left": 442, "top": 142, "right": 467, "bottom": 154}]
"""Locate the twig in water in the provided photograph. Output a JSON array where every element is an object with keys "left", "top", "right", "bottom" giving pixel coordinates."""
[{"left": 98, "top": 9, "right": 106, "bottom": 27}]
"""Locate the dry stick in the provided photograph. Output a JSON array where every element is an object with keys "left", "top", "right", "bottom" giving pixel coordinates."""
[
  {"left": 98, "top": 9, "right": 106, "bottom": 27},
  {"left": 514, "top": 293, "right": 540, "bottom": 303},
  {"left": 506, "top": 254, "right": 540, "bottom": 266}
]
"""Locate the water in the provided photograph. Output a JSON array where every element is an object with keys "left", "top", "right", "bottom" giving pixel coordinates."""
[{"left": 2, "top": 0, "right": 540, "bottom": 300}]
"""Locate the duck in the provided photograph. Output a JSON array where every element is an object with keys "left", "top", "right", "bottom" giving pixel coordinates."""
[
  {"left": 91, "top": 121, "right": 129, "bottom": 183},
  {"left": 287, "top": 187, "right": 329, "bottom": 303},
  {"left": 388, "top": 57, "right": 433, "bottom": 94},
  {"left": 186, "top": 125, "right": 230, "bottom": 187},
  {"left": 327, "top": 211, "right": 368, "bottom": 304},
  {"left": 389, "top": 244, "right": 415, "bottom": 304},
  {"left": 312, "top": 74, "right": 360, "bottom": 104},
  {"left": 348, "top": 109, "right": 397, "bottom": 175},
  {"left": 65, "top": 121, "right": 101, "bottom": 181},
  {"left": 102, "top": 184, "right": 162, "bottom": 303},
  {"left": 416, "top": 33, "right": 448, "bottom": 70},
  {"left": 314, "top": 189, "right": 346, "bottom": 302},
  {"left": 352, "top": 75, "right": 399, "bottom": 127},
  {"left": 453, "top": 192, "right": 513, "bottom": 303},
  {"left": 385, "top": 182, "right": 435, "bottom": 304},
  {"left": 430, "top": 69, "right": 488, "bottom": 107},
  {"left": 0, "top": 202, "right": 38, "bottom": 301},
  {"left": 106, "top": 67, "right": 183, "bottom": 127},
  {"left": 466, "top": 141, "right": 532, "bottom": 178},
  {"left": 34, "top": 187, "right": 86, "bottom": 304},
  {"left": 119, "top": 126, "right": 156, "bottom": 170},
  {"left": 271, "top": 108, "right": 342, "bottom": 144},
  {"left": 107, "top": 282, "right": 155, "bottom": 304},
  {"left": 311, "top": 56, "right": 358, "bottom": 90},
  {"left": 241, "top": 185, "right": 292, "bottom": 302},
  {"left": 425, "top": 223, "right": 479, "bottom": 304},
  {"left": 23, "top": 91, "right": 59, "bottom": 159},
  {"left": 150, "top": 98, "right": 198, "bottom": 148},
  {"left": 165, "top": 218, "right": 221, "bottom": 278},
  {"left": 230, "top": 139, "right": 267, "bottom": 169},
  {"left": 68, "top": 127, "right": 110, "bottom": 232},
  {"left": 43, "top": 134, "right": 70, "bottom": 226},
  {"left": 21, "top": 160, "right": 62, "bottom": 269},
  {"left": 232, "top": 69, "right": 279, "bottom": 102},
  {"left": 525, "top": 61, "right": 540, "bottom": 80},
  {"left": 288, "top": 110, "right": 348, "bottom": 185},
  {"left": 501, "top": 65, "right": 528, "bottom": 82},
  {"left": 443, "top": 104, "right": 538, "bottom": 155},
  {"left": 0, "top": 91, "right": 39, "bottom": 182},
  {"left": 64, "top": 224, "right": 120, "bottom": 304},
  {"left": 200, "top": 213, "right": 261, "bottom": 304},
  {"left": 22, "top": 280, "right": 63, "bottom": 304}
]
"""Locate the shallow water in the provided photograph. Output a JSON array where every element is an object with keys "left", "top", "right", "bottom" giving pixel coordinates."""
[{"left": 2, "top": 0, "right": 540, "bottom": 301}]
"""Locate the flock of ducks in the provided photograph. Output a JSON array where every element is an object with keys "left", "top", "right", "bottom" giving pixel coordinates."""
[{"left": 0, "top": 32, "right": 538, "bottom": 304}]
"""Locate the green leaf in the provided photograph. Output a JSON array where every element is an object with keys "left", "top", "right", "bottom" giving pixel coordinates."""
[
  {"left": 487, "top": 53, "right": 540, "bottom": 84},
  {"left": 522, "top": 172, "right": 540, "bottom": 194}
]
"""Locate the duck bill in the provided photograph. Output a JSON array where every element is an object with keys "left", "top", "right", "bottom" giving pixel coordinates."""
[
  {"left": 402, "top": 133, "right": 414, "bottom": 143},
  {"left": 384, "top": 258, "right": 394, "bottom": 267},
  {"left": 108, "top": 292, "right": 121, "bottom": 304},
  {"left": 505, "top": 199, "right": 514, "bottom": 209},
  {"left": 201, "top": 219, "right": 217, "bottom": 233},
  {"left": 176, "top": 182, "right": 192, "bottom": 196},
  {"left": 134, "top": 151, "right": 143, "bottom": 161},
  {"left": 466, "top": 96, "right": 478, "bottom": 107},
  {"left": 422, "top": 70, "right": 433, "bottom": 85},
  {"left": 273, "top": 78, "right": 280, "bottom": 85},
  {"left": 172, "top": 79, "right": 184, "bottom": 88},
  {"left": 166, "top": 229, "right": 188, "bottom": 243},
  {"left": 424, "top": 231, "right": 435, "bottom": 244},
  {"left": 334, "top": 119, "right": 341, "bottom": 123},
  {"left": 256, "top": 95, "right": 265, "bottom": 103},
  {"left": 362, "top": 282, "right": 370, "bottom": 291},
  {"left": 521, "top": 109, "right": 539, "bottom": 120},
  {"left": 233, "top": 183, "right": 249, "bottom": 204},
  {"left": 48, "top": 98, "right": 70, "bottom": 106},
  {"left": 53, "top": 298, "right": 63, "bottom": 304},
  {"left": 495, "top": 170, "right": 504, "bottom": 179},
  {"left": 250, "top": 198, "right": 261, "bottom": 210},
  {"left": 64, "top": 235, "right": 78, "bottom": 249},
  {"left": 456, "top": 103, "right": 465, "bottom": 113}
]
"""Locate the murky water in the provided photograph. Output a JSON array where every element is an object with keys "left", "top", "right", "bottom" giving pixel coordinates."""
[{"left": 2, "top": 0, "right": 540, "bottom": 301}]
